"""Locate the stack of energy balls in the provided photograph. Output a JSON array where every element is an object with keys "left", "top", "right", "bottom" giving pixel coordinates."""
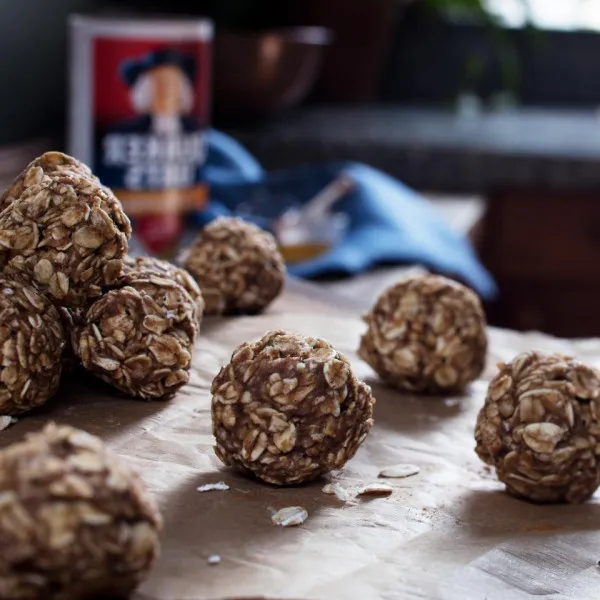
[{"left": 0, "top": 152, "right": 291, "bottom": 599}]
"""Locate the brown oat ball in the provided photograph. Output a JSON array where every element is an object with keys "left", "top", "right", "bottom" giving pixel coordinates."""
[
  {"left": 76, "top": 274, "right": 197, "bottom": 400},
  {"left": 0, "top": 423, "right": 162, "bottom": 600},
  {"left": 57, "top": 307, "right": 85, "bottom": 373},
  {"left": 358, "top": 274, "right": 487, "bottom": 393},
  {"left": 475, "top": 351, "right": 600, "bottom": 503},
  {"left": 123, "top": 255, "right": 204, "bottom": 324},
  {"left": 212, "top": 330, "right": 375, "bottom": 485},
  {"left": 0, "top": 151, "right": 96, "bottom": 213},
  {"left": 181, "top": 217, "right": 285, "bottom": 315},
  {"left": 0, "top": 174, "right": 131, "bottom": 307},
  {"left": 0, "top": 277, "right": 64, "bottom": 416}
]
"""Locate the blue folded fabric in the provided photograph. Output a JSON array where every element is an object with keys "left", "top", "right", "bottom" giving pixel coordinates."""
[{"left": 196, "top": 130, "right": 497, "bottom": 300}]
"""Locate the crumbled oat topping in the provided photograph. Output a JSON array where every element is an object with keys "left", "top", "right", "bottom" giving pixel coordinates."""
[
  {"left": 378, "top": 464, "right": 420, "bottom": 479},
  {"left": 271, "top": 506, "right": 308, "bottom": 527},
  {"left": 197, "top": 482, "right": 229, "bottom": 492},
  {"left": 322, "top": 482, "right": 349, "bottom": 502},
  {"left": 357, "top": 483, "right": 393, "bottom": 496}
]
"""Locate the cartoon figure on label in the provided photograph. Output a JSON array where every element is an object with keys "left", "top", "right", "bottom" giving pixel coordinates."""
[{"left": 117, "top": 48, "right": 198, "bottom": 135}]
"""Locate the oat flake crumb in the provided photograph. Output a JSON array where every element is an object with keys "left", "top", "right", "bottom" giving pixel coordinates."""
[
  {"left": 197, "top": 482, "right": 230, "bottom": 492},
  {"left": 357, "top": 483, "right": 394, "bottom": 496},
  {"left": 271, "top": 506, "right": 308, "bottom": 527},
  {"left": 322, "top": 482, "right": 349, "bottom": 502},
  {"left": 378, "top": 464, "right": 421, "bottom": 479},
  {"left": 0, "top": 416, "right": 17, "bottom": 431}
]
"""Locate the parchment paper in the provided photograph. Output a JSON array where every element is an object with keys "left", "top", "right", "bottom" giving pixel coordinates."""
[{"left": 1, "top": 284, "right": 600, "bottom": 600}]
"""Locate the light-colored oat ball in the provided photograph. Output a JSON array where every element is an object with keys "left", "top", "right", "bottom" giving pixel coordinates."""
[
  {"left": 76, "top": 274, "right": 197, "bottom": 400},
  {"left": 123, "top": 255, "right": 204, "bottom": 325},
  {"left": 0, "top": 277, "right": 64, "bottom": 415},
  {"left": 0, "top": 174, "right": 131, "bottom": 307},
  {"left": 212, "top": 330, "right": 375, "bottom": 485},
  {"left": 0, "top": 423, "right": 162, "bottom": 600},
  {"left": 181, "top": 217, "right": 285, "bottom": 316},
  {"left": 0, "top": 151, "right": 96, "bottom": 213},
  {"left": 358, "top": 274, "right": 487, "bottom": 393},
  {"left": 475, "top": 351, "right": 600, "bottom": 503}
]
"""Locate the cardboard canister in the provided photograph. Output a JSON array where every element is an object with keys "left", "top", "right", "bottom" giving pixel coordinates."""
[{"left": 69, "top": 15, "right": 212, "bottom": 255}]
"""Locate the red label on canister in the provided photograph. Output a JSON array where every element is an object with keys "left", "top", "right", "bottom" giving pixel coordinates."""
[{"left": 69, "top": 17, "right": 212, "bottom": 255}]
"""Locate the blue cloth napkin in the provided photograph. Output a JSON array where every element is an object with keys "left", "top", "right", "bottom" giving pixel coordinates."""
[{"left": 196, "top": 130, "right": 497, "bottom": 300}]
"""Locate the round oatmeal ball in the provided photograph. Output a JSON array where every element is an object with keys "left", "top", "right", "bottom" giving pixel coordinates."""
[
  {"left": 358, "top": 274, "right": 487, "bottom": 393},
  {"left": 0, "top": 277, "right": 64, "bottom": 415},
  {"left": 76, "top": 274, "right": 197, "bottom": 400},
  {"left": 123, "top": 255, "right": 204, "bottom": 324},
  {"left": 57, "top": 307, "right": 84, "bottom": 373},
  {"left": 0, "top": 174, "right": 131, "bottom": 307},
  {"left": 475, "top": 351, "right": 600, "bottom": 503},
  {"left": 0, "top": 423, "right": 162, "bottom": 600},
  {"left": 181, "top": 217, "right": 285, "bottom": 316},
  {"left": 0, "top": 151, "right": 96, "bottom": 213},
  {"left": 212, "top": 330, "right": 375, "bottom": 485}
]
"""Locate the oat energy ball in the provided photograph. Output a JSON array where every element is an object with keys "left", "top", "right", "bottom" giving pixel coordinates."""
[
  {"left": 0, "top": 151, "right": 96, "bottom": 213},
  {"left": 77, "top": 274, "right": 197, "bottom": 400},
  {"left": 0, "top": 174, "right": 131, "bottom": 307},
  {"left": 0, "top": 278, "right": 64, "bottom": 415},
  {"left": 212, "top": 330, "right": 375, "bottom": 485},
  {"left": 57, "top": 307, "right": 84, "bottom": 373},
  {"left": 475, "top": 351, "right": 600, "bottom": 503},
  {"left": 0, "top": 423, "right": 162, "bottom": 600},
  {"left": 123, "top": 255, "right": 204, "bottom": 323},
  {"left": 182, "top": 217, "right": 285, "bottom": 315},
  {"left": 359, "top": 274, "right": 487, "bottom": 393}
]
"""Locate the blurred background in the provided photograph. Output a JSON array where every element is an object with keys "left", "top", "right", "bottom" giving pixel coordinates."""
[{"left": 3, "top": 0, "right": 600, "bottom": 337}]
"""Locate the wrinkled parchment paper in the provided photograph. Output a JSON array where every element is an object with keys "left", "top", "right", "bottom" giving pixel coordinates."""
[{"left": 2, "top": 282, "right": 600, "bottom": 600}]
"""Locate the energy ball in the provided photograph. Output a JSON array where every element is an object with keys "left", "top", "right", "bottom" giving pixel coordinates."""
[
  {"left": 0, "top": 277, "right": 64, "bottom": 415},
  {"left": 0, "top": 423, "right": 162, "bottom": 600},
  {"left": 475, "top": 351, "right": 600, "bottom": 503},
  {"left": 181, "top": 217, "right": 285, "bottom": 316},
  {"left": 0, "top": 151, "right": 96, "bottom": 212},
  {"left": 76, "top": 274, "right": 197, "bottom": 400},
  {"left": 212, "top": 330, "right": 375, "bottom": 485},
  {"left": 123, "top": 255, "right": 204, "bottom": 324},
  {"left": 358, "top": 274, "right": 487, "bottom": 393},
  {"left": 0, "top": 174, "right": 131, "bottom": 307},
  {"left": 57, "top": 307, "right": 84, "bottom": 373}
]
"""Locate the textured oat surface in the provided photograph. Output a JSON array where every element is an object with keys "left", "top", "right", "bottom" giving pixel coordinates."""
[
  {"left": 0, "top": 152, "right": 96, "bottom": 213},
  {"left": 0, "top": 285, "right": 598, "bottom": 600},
  {"left": 0, "top": 174, "right": 130, "bottom": 307},
  {"left": 181, "top": 217, "right": 285, "bottom": 315},
  {"left": 76, "top": 275, "right": 197, "bottom": 400},
  {"left": 475, "top": 350, "right": 600, "bottom": 503},
  {"left": 57, "top": 307, "right": 84, "bottom": 373},
  {"left": 0, "top": 423, "right": 161, "bottom": 600},
  {"left": 123, "top": 255, "right": 204, "bottom": 324},
  {"left": 212, "top": 330, "right": 374, "bottom": 485},
  {"left": 0, "top": 277, "right": 64, "bottom": 415},
  {"left": 359, "top": 274, "right": 487, "bottom": 393}
]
